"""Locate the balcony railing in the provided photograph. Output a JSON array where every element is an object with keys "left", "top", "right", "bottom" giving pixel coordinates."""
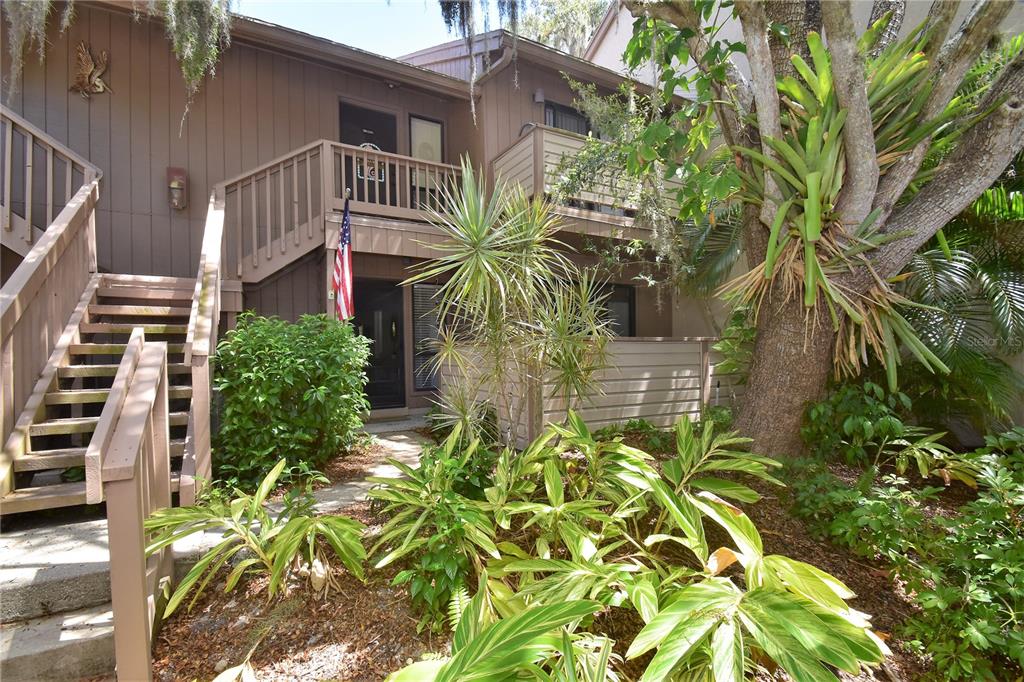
[
  {"left": 491, "top": 124, "right": 683, "bottom": 234},
  {"left": 221, "top": 140, "right": 461, "bottom": 283}
]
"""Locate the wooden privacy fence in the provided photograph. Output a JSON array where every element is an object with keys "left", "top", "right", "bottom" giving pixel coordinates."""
[
  {"left": 100, "top": 329, "right": 176, "bottom": 682},
  {"left": 439, "top": 337, "right": 744, "bottom": 445},
  {"left": 1, "top": 106, "right": 100, "bottom": 256}
]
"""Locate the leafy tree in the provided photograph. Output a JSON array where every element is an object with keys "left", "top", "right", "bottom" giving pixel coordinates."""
[
  {"left": 579, "top": 0, "right": 1024, "bottom": 456},
  {"left": 519, "top": 0, "right": 612, "bottom": 57}
]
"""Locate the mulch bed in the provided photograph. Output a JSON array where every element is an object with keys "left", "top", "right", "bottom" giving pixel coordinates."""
[
  {"left": 152, "top": 501, "right": 447, "bottom": 682},
  {"left": 154, "top": 435, "right": 938, "bottom": 681}
]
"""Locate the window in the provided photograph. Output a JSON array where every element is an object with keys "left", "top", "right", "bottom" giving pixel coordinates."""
[
  {"left": 602, "top": 284, "right": 636, "bottom": 337},
  {"left": 544, "top": 102, "right": 590, "bottom": 136},
  {"left": 412, "top": 283, "right": 442, "bottom": 390},
  {"left": 410, "top": 116, "right": 443, "bottom": 162},
  {"left": 410, "top": 116, "right": 444, "bottom": 210}
]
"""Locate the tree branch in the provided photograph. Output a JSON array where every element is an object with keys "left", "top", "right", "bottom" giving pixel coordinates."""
[
  {"left": 922, "top": 0, "right": 961, "bottom": 60},
  {"left": 872, "top": 0, "right": 1012, "bottom": 218},
  {"left": 874, "top": 51, "right": 1024, "bottom": 280},
  {"left": 622, "top": 0, "right": 752, "bottom": 147},
  {"left": 735, "top": 0, "right": 784, "bottom": 228},
  {"left": 822, "top": 0, "right": 878, "bottom": 228},
  {"left": 867, "top": 0, "right": 905, "bottom": 56}
]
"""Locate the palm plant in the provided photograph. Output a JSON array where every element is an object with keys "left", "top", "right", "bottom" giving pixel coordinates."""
[
  {"left": 405, "top": 158, "right": 614, "bottom": 445},
  {"left": 896, "top": 150, "right": 1024, "bottom": 428}
]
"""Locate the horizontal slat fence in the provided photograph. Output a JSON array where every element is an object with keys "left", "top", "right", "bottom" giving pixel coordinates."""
[{"left": 439, "top": 338, "right": 737, "bottom": 446}]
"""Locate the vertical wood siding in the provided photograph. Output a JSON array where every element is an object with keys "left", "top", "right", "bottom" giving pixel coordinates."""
[{"left": 1, "top": 5, "right": 463, "bottom": 278}]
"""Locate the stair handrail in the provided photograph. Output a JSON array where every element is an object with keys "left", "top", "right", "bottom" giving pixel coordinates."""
[
  {"left": 181, "top": 188, "right": 225, "bottom": 496},
  {"left": 100, "top": 329, "right": 175, "bottom": 681},
  {"left": 1, "top": 179, "right": 100, "bottom": 487},
  {"left": 1, "top": 105, "right": 101, "bottom": 251}
]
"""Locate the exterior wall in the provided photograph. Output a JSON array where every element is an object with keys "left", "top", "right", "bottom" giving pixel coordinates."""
[
  {"left": 1, "top": 3, "right": 467, "bottom": 279},
  {"left": 478, "top": 61, "right": 613, "bottom": 168},
  {"left": 242, "top": 249, "right": 324, "bottom": 321}
]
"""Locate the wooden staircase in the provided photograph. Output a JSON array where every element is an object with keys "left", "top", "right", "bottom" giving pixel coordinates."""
[{"left": 1, "top": 274, "right": 197, "bottom": 514}]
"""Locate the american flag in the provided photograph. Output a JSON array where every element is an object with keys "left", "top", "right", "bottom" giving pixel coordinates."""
[{"left": 332, "top": 199, "right": 354, "bottom": 320}]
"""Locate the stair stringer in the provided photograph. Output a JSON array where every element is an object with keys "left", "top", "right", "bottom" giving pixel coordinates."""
[{"left": 240, "top": 213, "right": 325, "bottom": 283}]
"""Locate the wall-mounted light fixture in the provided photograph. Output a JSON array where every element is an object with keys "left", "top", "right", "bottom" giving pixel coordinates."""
[
  {"left": 533, "top": 88, "right": 545, "bottom": 104},
  {"left": 167, "top": 167, "right": 187, "bottom": 210}
]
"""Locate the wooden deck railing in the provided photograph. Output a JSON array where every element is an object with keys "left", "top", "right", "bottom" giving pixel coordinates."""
[
  {"left": 100, "top": 330, "right": 175, "bottom": 681},
  {"left": 221, "top": 139, "right": 460, "bottom": 283},
  {"left": 1, "top": 180, "right": 100, "bottom": 495},
  {"left": 222, "top": 141, "right": 326, "bottom": 282},
  {"left": 1, "top": 105, "right": 100, "bottom": 257},
  {"left": 325, "top": 141, "right": 461, "bottom": 220},
  {"left": 491, "top": 124, "right": 684, "bottom": 231}
]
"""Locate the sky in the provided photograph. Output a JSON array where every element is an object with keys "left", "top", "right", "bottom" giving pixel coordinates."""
[{"left": 233, "top": 0, "right": 501, "bottom": 59}]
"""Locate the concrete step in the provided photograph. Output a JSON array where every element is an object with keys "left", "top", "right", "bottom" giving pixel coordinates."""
[
  {"left": 0, "top": 603, "right": 115, "bottom": 681},
  {"left": 0, "top": 518, "right": 111, "bottom": 623}
]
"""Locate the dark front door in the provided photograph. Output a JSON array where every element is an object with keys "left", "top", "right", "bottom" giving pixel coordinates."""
[
  {"left": 340, "top": 102, "right": 398, "bottom": 207},
  {"left": 353, "top": 279, "right": 405, "bottom": 409}
]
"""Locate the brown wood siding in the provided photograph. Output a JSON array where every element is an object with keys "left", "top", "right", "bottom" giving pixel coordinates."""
[
  {"left": 1, "top": 4, "right": 465, "bottom": 278},
  {"left": 242, "top": 249, "right": 324, "bottom": 321},
  {"left": 479, "top": 63, "right": 607, "bottom": 166}
]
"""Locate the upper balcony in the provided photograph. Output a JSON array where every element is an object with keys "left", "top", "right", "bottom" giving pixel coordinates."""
[
  {"left": 221, "top": 140, "right": 462, "bottom": 283},
  {"left": 491, "top": 124, "right": 683, "bottom": 240}
]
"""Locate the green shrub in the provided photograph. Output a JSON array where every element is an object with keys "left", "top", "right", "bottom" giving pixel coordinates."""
[
  {"left": 802, "top": 380, "right": 913, "bottom": 464},
  {"left": 376, "top": 412, "right": 888, "bottom": 679},
  {"left": 790, "top": 434, "right": 1024, "bottom": 681},
  {"left": 214, "top": 313, "right": 371, "bottom": 489},
  {"left": 368, "top": 426, "right": 499, "bottom": 630}
]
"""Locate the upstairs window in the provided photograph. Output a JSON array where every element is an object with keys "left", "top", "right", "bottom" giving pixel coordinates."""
[{"left": 544, "top": 102, "right": 590, "bottom": 136}]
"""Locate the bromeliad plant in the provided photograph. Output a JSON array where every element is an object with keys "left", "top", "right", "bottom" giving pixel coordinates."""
[
  {"left": 145, "top": 459, "right": 366, "bottom": 615},
  {"left": 728, "top": 21, "right": 975, "bottom": 390}
]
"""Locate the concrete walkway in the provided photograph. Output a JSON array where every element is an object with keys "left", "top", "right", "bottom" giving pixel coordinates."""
[
  {"left": 0, "top": 430, "right": 427, "bottom": 680},
  {"left": 308, "top": 430, "right": 427, "bottom": 513}
]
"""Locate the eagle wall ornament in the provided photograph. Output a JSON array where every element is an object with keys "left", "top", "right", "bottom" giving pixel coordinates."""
[{"left": 70, "top": 41, "right": 112, "bottom": 99}]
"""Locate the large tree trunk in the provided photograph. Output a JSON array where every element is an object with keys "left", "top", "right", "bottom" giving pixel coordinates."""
[{"left": 735, "top": 294, "right": 836, "bottom": 458}]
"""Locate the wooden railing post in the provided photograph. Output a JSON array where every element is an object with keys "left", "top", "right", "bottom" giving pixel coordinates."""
[
  {"left": 103, "top": 341, "right": 172, "bottom": 682},
  {"left": 700, "top": 340, "right": 713, "bottom": 409}
]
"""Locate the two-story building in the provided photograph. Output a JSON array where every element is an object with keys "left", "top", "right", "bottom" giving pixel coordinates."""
[{"left": 1, "top": 3, "right": 735, "bottom": 514}]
